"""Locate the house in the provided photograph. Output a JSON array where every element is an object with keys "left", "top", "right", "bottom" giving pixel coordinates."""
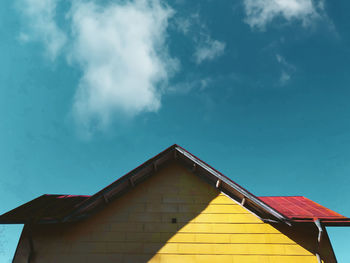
[{"left": 1, "top": 144, "right": 349, "bottom": 263}]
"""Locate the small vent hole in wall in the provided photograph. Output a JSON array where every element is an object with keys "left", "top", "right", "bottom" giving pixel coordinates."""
[{"left": 171, "top": 218, "right": 177, "bottom": 224}]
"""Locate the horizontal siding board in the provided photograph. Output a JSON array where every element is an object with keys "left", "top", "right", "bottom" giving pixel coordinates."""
[
  {"left": 181, "top": 204, "right": 249, "bottom": 214},
  {"left": 23, "top": 253, "right": 317, "bottom": 263},
  {"left": 18, "top": 164, "right": 320, "bottom": 263},
  {"left": 154, "top": 243, "right": 312, "bottom": 255},
  {"left": 108, "top": 223, "right": 282, "bottom": 234},
  {"left": 150, "top": 254, "right": 317, "bottom": 263},
  {"left": 68, "top": 242, "right": 313, "bottom": 256},
  {"left": 85, "top": 233, "right": 295, "bottom": 244},
  {"left": 178, "top": 223, "right": 279, "bottom": 234},
  {"left": 105, "top": 212, "right": 261, "bottom": 224}
]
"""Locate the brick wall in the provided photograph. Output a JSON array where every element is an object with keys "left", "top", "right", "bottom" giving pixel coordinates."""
[{"left": 14, "top": 163, "right": 327, "bottom": 263}]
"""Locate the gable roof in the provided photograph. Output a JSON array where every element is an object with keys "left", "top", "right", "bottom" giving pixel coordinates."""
[{"left": 0, "top": 144, "right": 349, "bottom": 226}]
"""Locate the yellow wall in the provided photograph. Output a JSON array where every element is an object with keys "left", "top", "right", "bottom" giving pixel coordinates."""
[{"left": 14, "top": 162, "right": 328, "bottom": 263}]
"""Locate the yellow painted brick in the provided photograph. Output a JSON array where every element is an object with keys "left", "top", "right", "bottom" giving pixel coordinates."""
[
  {"left": 196, "top": 255, "right": 233, "bottom": 263},
  {"left": 91, "top": 231, "right": 125, "bottom": 242},
  {"left": 106, "top": 212, "right": 129, "bottom": 222},
  {"left": 215, "top": 243, "right": 233, "bottom": 254},
  {"left": 211, "top": 223, "right": 277, "bottom": 234},
  {"left": 142, "top": 242, "right": 165, "bottom": 253},
  {"left": 229, "top": 233, "right": 294, "bottom": 244},
  {"left": 178, "top": 203, "right": 248, "bottom": 214},
  {"left": 209, "top": 195, "right": 235, "bottom": 204},
  {"left": 232, "top": 255, "right": 269, "bottom": 263},
  {"left": 107, "top": 242, "right": 146, "bottom": 253},
  {"left": 192, "top": 213, "right": 229, "bottom": 223},
  {"left": 128, "top": 212, "right": 162, "bottom": 222},
  {"left": 149, "top": 185, "right": 179, "bottom": 194},
  {"left": 164, "top": 233, "right": 293, "bottom": 244},
  {"left": 45, "top": 242, "right": 71, "bottom": 254},
  {"left": 87, "top": 254, "right": 124, "bottom": 263},
  {"left": 201, "top": 204, "right": 248, "bottom": 214},
  {"left": 123, "top": 254, "right": 154, "bottom": 263},
  {"left": 180, "top": 243, "right": 215, "bottom": 254},
  {"left": 110, "top": 222, "right": 143, "bottom": 232},
  {"left": 132, "top": 194, "right": 163, "bottom": 203},
  {"left": 178, "top": 187, "right": 217, "bottom": 196},
  {"left": 268, "top": 256, "right": 318, "bottom": 263},
  {"left": 123, "top": 242, "right": 144, "bottom": 253},
  {"left": 162, "top": 194, "right": 196, "bottom": 204},
  {"left": 19, "top": 163, "right": 323, "bottom": 263},
  {"left": 178, "top": 223, "right": 279, "bottom": 234},
  {"left": 126, "top": 232, "right": 161, "bottom": 242},
  {"left": 150, "top": 254, "right": 197, "bottom": 263},
  {"left": 106, "top": 242, "right": 124, "bottom": 253},
  {"left": 41, "top": 254, "right": 91, "bottom": 263},
  {"left": 161, "top": 212, "right": 195, "bottom": 223},
  {"left": 103, "top": 202, "right": 145, "bottom": 216},
  {"left": 92, "top": 223, "right": 111, "bottom": 232},
  {"left": 71, "top": 242, "right": 107, "bottom": 254},
  {"left": 195, "top": 233, "right": 230, "bottom": 243},
  {"left": 150, "top": 243, "right": 312, "bottom": 256},
  {"left": 144, "top": 223, "right": 178, "bottom": 232},
  {"left": 179, "top": 223, "right": 213, "bottom": 233},
  {"left": 192, "top": 213, "right": 261, "bottom": 223},
  {"left": 285, "top": 244, "right": 314, "bottom": 255},
  {"left": 154, "top": 243, "right": 179, "bottom": 254},
  {"left": 146, "top": 203, "right": 178, "bottom": 212},
  {"left": 178, "top": 204, "right": 206, "bottom": 213},
  {"left": 165, "top": 233, "right": 196, "bottom": 243}
]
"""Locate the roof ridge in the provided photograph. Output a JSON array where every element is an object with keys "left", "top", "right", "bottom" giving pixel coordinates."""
[{"left": 61, "top": 144, "right": 288, "bottom": 224}]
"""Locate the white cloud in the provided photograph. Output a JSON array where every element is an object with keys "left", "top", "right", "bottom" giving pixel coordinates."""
[
  {"left": 68, "top": 0, "right": 176, "bottom": 132},
  {"left": 276, "top": 54, "right": 295, "bottom": 85},
  {"left": 173, "top": 12, "right": 225, "bottom": 65},
  {"left": 194, "top": 37, "right": 225, "bottom": 64},
  {"left": 17, "top": 0, "right": 177, "bottom": 134},
  {"left": 17, "top": 0, "right": 67, "bottom": 60},
  {"left": 174, "top": 17, "right": 191, "bottom": 34},
  {"left": 169, "top": 77, "right": 211, "bottom": 94},
  {"left": 280, "top": 71, "right": 291, "bottom": 84},
  {"left": 276, "top": 54, "right": 286, "bottom": 64},
  {"left": 243, "top": 0, "right": 322, "bottom": 29}
]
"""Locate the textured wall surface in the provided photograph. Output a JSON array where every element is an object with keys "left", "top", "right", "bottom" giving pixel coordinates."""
[{"left": 13, "top": 162, "right": 328, "bottom": 262}]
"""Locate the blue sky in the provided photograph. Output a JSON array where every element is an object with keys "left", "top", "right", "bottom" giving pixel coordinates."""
[{"left": 1, "top": 0, "right": 350, "bottom": 261}]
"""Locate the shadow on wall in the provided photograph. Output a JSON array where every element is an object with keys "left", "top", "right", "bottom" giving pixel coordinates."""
[
  {"left": 14, "top": 162, "right": 220, "bottom": 263},
  {"left": 270, "top": 222, "right": 337, "bottom": 263},
  {"left": 13, "top": 162, "right": 328, "bottom": 263}
]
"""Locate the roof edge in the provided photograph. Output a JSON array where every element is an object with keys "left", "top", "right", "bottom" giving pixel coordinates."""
[{"left": 61, "top": 144, "right": 289, "bottom": 224}]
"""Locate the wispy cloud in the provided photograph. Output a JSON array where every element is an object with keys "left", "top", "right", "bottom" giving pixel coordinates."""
[
  {"left": 194, "top": 37, "right": 225, "bottom": 64},
  {"left": 243, "top": 0, "right": 324, "bottom": 30},
  {"left": 174, "top": 13, "right": 225, "bottom": 64},
  {"left": 169, "top": 76, "right": 211, "bottom": 94},
  {"left": 17, "top": 0, "right": 67, "bottom": 60},
  {"left": 17, "top": 0, "right": 177, "bottom": 135},
  {"left": 276, "top": 54, "right": 295, "bottom": 85},
  {"left": 174, "top": 16, "right": 191, "bottom": 35}
]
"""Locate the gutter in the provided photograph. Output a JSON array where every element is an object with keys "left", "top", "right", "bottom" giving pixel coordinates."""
[{"left": 314, "top": 219, "right": 323, "bottom": 263}]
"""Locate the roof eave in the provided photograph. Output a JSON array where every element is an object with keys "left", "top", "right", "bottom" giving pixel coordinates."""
[{"left": 62, "top": 144, "right": 289, "bottom": 224}]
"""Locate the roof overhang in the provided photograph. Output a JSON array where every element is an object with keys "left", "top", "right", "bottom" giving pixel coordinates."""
[
  {"left": 1, "top": 144, "right": 348, "bottom": 227},
  {"left": 61, "top": 144, "right": 290, "bottom": 224}
]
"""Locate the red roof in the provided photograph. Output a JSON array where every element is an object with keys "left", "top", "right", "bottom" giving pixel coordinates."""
[
  {"left": 259, "top": 196, "right": 350, "bottom": 224},
  {"left": 0, "top": 145, "right": 349, "bottom": 226}
]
